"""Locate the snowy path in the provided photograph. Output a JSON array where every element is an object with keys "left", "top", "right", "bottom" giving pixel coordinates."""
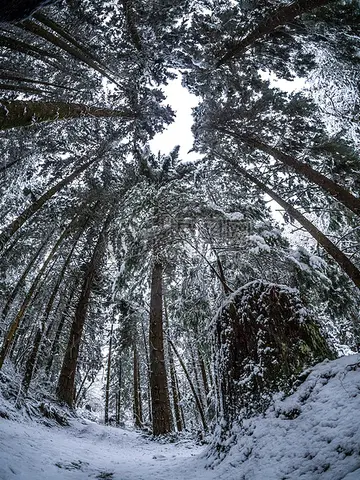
[
  {"left": 1, "top": 355, "right": 360, "bottom": 480},
  {"left": 0, "top": 419, "right": 216, "bottom": 480}
]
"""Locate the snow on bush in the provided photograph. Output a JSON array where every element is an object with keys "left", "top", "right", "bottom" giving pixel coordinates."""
[{"left": 208, "top": 355, "right": 360, "bottom": 480}]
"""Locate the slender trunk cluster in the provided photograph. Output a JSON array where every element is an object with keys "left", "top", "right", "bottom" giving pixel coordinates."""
[
  {"left": 0, "top": 221, "right": 74, "bottom": 370},
  {"left": 168, "top": 338, "right": 208, "bottom": 432},
  {"left": 21, "top": 228, "right": 84, "bottom": 393},
  {"left": 21, "top": 16, "right": 123, "bottom": 88}
]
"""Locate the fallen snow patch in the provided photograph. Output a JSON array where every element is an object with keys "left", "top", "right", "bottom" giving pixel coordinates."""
[{"left": 210, "top": 354, "right": 360, "bottom": 480}]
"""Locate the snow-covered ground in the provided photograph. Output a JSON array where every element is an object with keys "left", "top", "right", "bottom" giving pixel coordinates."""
[
  {"left": 214, "top": 354, "right": 360, "bottom": 480},
  {"left": 0, "top": 418, "right": 216, "bottom": 480},
  {"left": 0, "top": 355, "right": 359, "bottom": 480}
]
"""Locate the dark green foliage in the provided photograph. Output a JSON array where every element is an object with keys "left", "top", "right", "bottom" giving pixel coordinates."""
[{"left": 214, "top": 280, "right": 334, "bottom": 424}]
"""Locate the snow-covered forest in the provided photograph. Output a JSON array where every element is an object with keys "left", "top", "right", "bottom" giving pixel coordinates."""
[{"left": 0, "top": 0, "right": 359, "bottom": 479}]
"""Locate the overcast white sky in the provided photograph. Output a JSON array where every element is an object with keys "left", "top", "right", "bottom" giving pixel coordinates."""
[
  {"left": 149, "top": 75, "right": 200, "bottom": 162},
  {"left": 150, "top": 71, "right": 307, "bottom": 225}
]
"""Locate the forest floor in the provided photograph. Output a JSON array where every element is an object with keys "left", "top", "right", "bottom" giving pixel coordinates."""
[
  {"left": 0, "top": 417, "right": 216, "bottom": 480},
  {"left": 1, "top": 354, "right": 360, "bottom": 480}
]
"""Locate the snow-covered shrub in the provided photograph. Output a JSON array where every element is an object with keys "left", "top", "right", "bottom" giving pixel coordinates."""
[{"left": 212, "top": 280, "right": 334, "bottom": 453}]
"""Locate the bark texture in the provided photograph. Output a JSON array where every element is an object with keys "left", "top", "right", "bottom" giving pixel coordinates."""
[
  {"left": 0, "top": 100, "right": 134, "bottom": 130},
  {"left": 149, "top": 262, "right": 172, "bottom": 435},
  {"left": 133, "top": 343, "right": 143, "bottom": 428}
]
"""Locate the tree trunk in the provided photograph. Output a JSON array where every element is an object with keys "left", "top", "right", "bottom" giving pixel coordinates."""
[
  {"left": 237, "top": 133, "right": 360, "bottom": 218},
  {"left": 22, "top": 17, "right": 122, "bottom": 88},
  {"left": 0, "top": 99, "right": 134, "bottom": 130},
  {"left": 163, "top": 297, "right": 182, "bottom": 432},
  {"left": 198, "top": 347, "right": 210, "bottom": 402},
  {"left": 231, "top": 163, "right": 360, "bottom": 289},
  {"left": 133, "top": 343, "right": 143, "bottom": 428},
  {"left": 0, "top": 158, "right": 101, "bottom": 253},
  {"left": 104, "top": 322, "right": 114, "bottom": 425},
  {"left": 0, "top": 34, "right": 56, "bottom": 60},
  {"left": 116, "top": 360, "right": 122, "bottom": 426},
  {"left": 0, "top": 70, "right": 79, "bottom": 92},
  {"left": 22, "top": 230, "right": 83, "bottom": 393},
  {"left": 149, "top": 261, "right": 172, "bottom": 435},
  {"left": 216, "top": 0, "right": 334, "bottom": 66},
  {"left": 168, "top": 342, "right": 182, "bottom": 432},
  {"left": 56, "top": 215, "right": 110, "bottom": 407},
  {"left": 74, "top": 365, "right": 92, "bottom": 406},
  {"left": 168, "top": 338, "right": 208, "bottom": 432},
  {"left": 141, "top": 319, "right": 152, "bottom": 424},
  {"left": 45, "top": 277, "right": 79, "bottom": 378},
  {"left": 190, "top": 343, "right": 205, "bottom": 413},
  {"left": 0, "top": 223, "right": 72, "bottom": 369},
  {"left": 21, "top": 328, "right": 42, "bottom": 394},
  {"left": 9, "top": 259, "right": 55, "bottom": 363}
]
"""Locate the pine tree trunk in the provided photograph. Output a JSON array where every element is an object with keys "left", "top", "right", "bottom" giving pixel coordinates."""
[
  {"left": 74, "top": 365, "right": 92, "bottom": 406},
  {"left": 232, "top": 164, "right": 360, "bottom": 289},
  {"left": 163, "top": 298, "right": 182, "bottom": 432},
  {"left": 190, "top": 343, "right": 205, "bottom": 413},
  {"left": 175, "top": 369, "right": 186, "bottom": 430},
  {"left": 149, "top": 261, "right": 172, "bottom": 435},
  {"left": 0, "top": 99, "right": 134, "bottom": 130},
  {"left": 22, "top": 232, "right": 83, "bottom": 393},
  {"left": 0, "top": 34, "right": 56, "bottom": 61},
  {"left": 104, "top": 322, "right": 113, "bottom": 425},
  {"left": 140, "top": 319, "right": 152, "bottom": 424},
  {"left": 239, "top": 134, "right": 360, "bottom": 217},
  {"left": 216, "top": 0, "right": 334, "bottom": 66},
  {"left": 45, "top": 278, "right": 78, "bottom": 378},
  {"left": 56, "top": 215, "right": 110, "bottom": 407},
  {"left": 198, "top": 347, "right": 210, "bottom": 402},
  {"left": 133, "top": 343, "right": 143, "bottom": 428},
  {"left": 168, "top": 344, "right": 182, "bottom": 432},
  {"left": 9, "top": 263, "right": 54, "bottom": 363},
  {"left": 0, "top": 70, "right": 80, "bottom": 92},
  {"left": 21, "top": 17, "right": 122, "bottom": 88},
  {"left": 0, "top": 159, "right": 100, "bottom": 253},
  {"left": 22, "top": 328, "right": 42, "bottom": 393},
  {"left": 141, "top": 319, "right": 152, "bottom": 424},
  {"left": 116, "top": 361, "right": 122, "bottom": 426}
]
